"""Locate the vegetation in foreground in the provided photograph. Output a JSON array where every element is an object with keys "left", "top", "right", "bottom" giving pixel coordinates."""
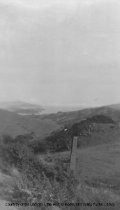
[
  {"left": 0, "top": 114, "right": 119, "bottom": 209},
  {"left": 0, "top": 134, "right": 79, "bottom": 209}
]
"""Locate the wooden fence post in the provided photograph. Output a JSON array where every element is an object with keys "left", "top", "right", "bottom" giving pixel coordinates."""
[{"left": 70, "top": 136, "right": 78, "bottom": 174}]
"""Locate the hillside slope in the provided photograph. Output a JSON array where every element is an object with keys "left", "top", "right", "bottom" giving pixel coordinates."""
[
  {"left": 0, "top": 108, "right": 120, "bottom": 209},
  {"left": 0, "top": 109, "right": 60, "bottom": 138},
  {"left": 76, "top": 140, "right": 120, "bottom": 195},
  {"left": 0, "top": 104, "right": 120, "bottom": 139},
  {"left": 40, "top": 105, "right": 120, "bottom": 125}
]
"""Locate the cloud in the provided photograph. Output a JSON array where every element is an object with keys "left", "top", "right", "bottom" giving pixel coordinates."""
[
  {"left": 0, "top": 0, "right": 120, "bottom": 105},
  {"left": 0, "top": 0, "right": 110, "bottom": 11},
  {"left": 0, "top": 0, "right": 79, "bottom": 10}
]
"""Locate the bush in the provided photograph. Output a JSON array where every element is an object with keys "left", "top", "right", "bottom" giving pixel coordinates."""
[
  {"left": 0, "top": 135, "right": 33, "bottom": 169},
  {"left": 31, "top": 140, "right": 48, "bottom": 154},
  {"left": 44, "top": 130, "right": 72, "bottom": 153}
]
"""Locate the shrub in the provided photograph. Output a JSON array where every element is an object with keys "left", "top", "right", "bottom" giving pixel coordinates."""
[
  {"left": 0, "top": 135, "right": 33, "bottom": 169},
  {"left": 44, "top": 130, "right": 72, "bottom": 153},
  {"left": 31, "top": 140, "right": 48, "bottom": 154}
]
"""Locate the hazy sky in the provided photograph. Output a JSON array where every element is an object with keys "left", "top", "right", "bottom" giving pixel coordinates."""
[{"left": 0, "top": 0, "right": 120, "bottom": 106}]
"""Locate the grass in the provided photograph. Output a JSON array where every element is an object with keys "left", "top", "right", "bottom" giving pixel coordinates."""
[
  {"left": 76, "top": 140, "right": 120, "bottom": 198},
  {"left": 0, "top": 121, "right": 120, "bottom": 209}
]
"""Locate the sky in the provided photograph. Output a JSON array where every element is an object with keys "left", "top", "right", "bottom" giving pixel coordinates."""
[{"left": 0, "top": 0, "right": 120, "bottom": 106}]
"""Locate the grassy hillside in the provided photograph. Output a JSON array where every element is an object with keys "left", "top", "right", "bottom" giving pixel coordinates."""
[
  {"left": 40, "top": 105, "right": 120, "bottom": 126},
  {"left": 36, "top": 115, "right": 115, "bottom": 153},
  {"left": 0, "top": 103, "right": 120, "bottom": 139},
  {"left": 76, "top": 140, "right": 120, "bottom": 195},
  {"left": 0, "top": 109, "right": 60, "bottom": 138},
  {"left": 0, "top": 109, "right": 120, "bottom": 209},
  {"left": 0, "top": 133, "right": 120, "bottom": 210}
]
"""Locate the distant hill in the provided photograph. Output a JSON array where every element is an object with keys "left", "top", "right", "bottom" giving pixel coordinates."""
[
  {"left": 109, "top": 103, "right": 120, "bottom": 110},
  {"left": 0, "top": 101, "right": 44, "bottom": 115},
  {"left": 0, "top": 101, "right": 84, "bottom": 115}
]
